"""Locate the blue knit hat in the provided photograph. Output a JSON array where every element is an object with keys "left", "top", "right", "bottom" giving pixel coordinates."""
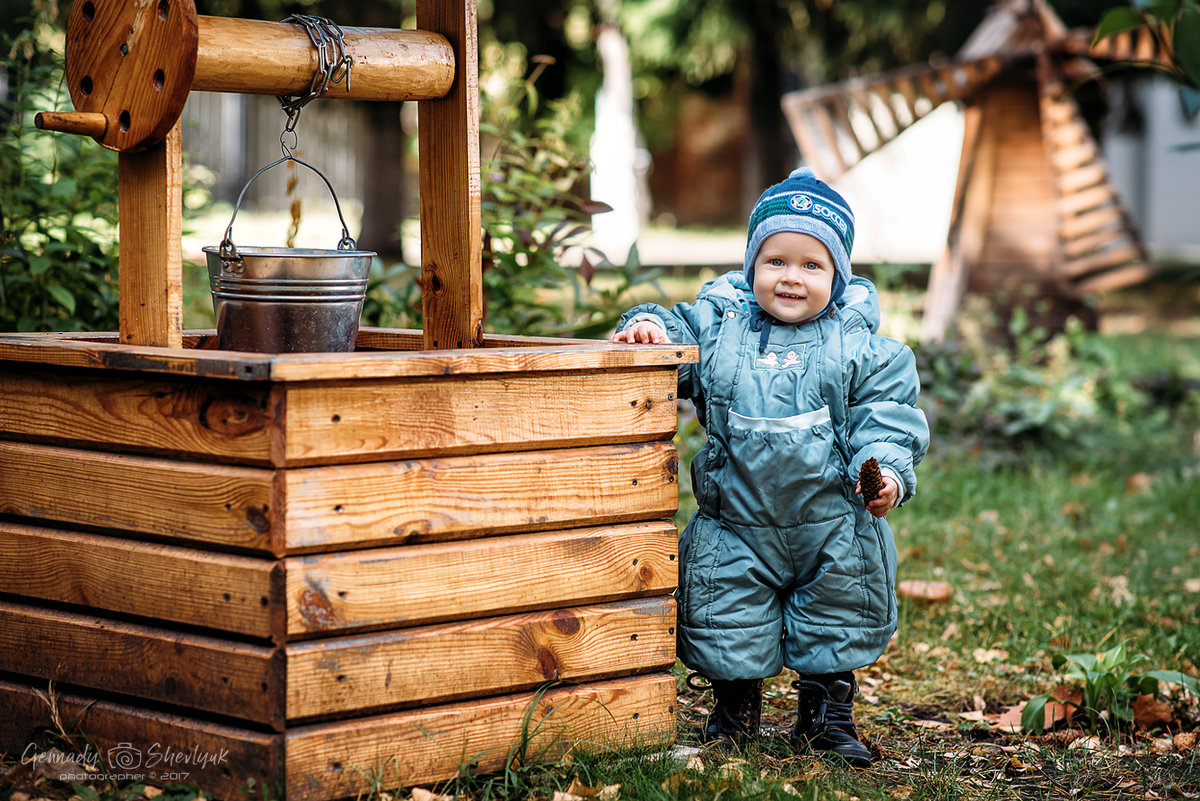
[{"left": 743, "top": 167, "right": 855, "bottom": 309}]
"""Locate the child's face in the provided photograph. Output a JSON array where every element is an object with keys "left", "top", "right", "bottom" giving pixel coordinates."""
[{"left": 751, "top": 231, "right": 836, "bottom": 323}]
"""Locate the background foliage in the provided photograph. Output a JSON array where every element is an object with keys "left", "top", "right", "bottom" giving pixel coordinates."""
[{"left": 0, "top": 1, "right": 119, "bottom": 332}]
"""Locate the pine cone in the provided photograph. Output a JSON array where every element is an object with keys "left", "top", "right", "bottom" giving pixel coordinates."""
[{"left": 859, "top": 457, "right": 884, "bottom": 504}]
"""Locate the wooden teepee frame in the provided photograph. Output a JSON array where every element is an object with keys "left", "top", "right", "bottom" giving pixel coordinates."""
[{"left": 780, "top": 0, "right": 1173, "bottom": 340}]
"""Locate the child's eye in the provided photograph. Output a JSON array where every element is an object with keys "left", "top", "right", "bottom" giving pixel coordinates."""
[
  {"left": 804, "top": 261, "right": 821, "bottom": 271},
  {"left": 768, "top": 257, "right": 785, "bottom": 267}
]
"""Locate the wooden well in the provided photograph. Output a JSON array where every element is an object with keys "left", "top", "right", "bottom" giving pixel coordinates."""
[{"left": 1, "top": 1, "right": 693, "bottom": 796}]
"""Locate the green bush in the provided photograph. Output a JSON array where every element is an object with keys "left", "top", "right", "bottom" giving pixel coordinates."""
[
  {"left": 915, "top": 314, "right": 1195, "bottom": 454},
  {"left": 1, "top": 7, "right": 120, "bottom": 332}
]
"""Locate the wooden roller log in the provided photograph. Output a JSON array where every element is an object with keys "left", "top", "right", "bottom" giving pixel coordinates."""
[
  {"left": 193, "top": 16, "right": 455, "bottom": 101},
  {"left": 34, "top": 111, "right": 108, "bottom": 138}
]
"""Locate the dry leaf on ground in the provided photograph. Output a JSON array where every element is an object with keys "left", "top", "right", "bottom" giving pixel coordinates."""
[
  {"left": 898, "top": 580, "right": 954, "bottom": 605},
  {"left": 1133, "top": 693, "right": 1176, "bottom": 731}
]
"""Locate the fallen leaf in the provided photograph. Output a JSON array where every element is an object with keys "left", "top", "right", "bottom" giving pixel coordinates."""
[
  {"left": 1149, "top": 737, "right": 1175, "bottom": 754},
  {"left": 1184, "top": 578, "right": 1200, "bottom": 594},
  {"left": 1134, "top": 694, "right": 1176, "bottom": 731},
  {"left": 973, "top": 648, "right": 1009, "bottom": 663},
  {"left": 9, "top": 792, "right": 31, "bottom": 801},
  {"left": 898, "top": 580, "right": 954, "bottom": 605},
  {"left": 995, "top": 703, "right": 1024, "bottom": 733},
  {"left": 142, "top": 788, "right": 163, "bottom": 800},
  {"left": 597, "top": 784, "right": 620, "bottom": 801},
  {"left": 1174, "top": 732, "right": 1197, "bottom": 753},
  {"left": 886, "top": 788, "right": 916, "bottom": 799},
  {"left": 912, "top": 718, "right": 955, "bottom": 731},
  {"left": 958, "top": 710, "right": 989, "bottom": 723},
  {"left": 409, "top": 789, "right": 454, "bottom": 801},
  {"left": 1045, "top": 685, "right": 1082, "bottom": 728},
  {"left": 1069, "top": 735, "right": 1103, "bottom": 751},
  {"left": 564, "top": 778, "right": 594, "bottom": 798},
  {"left": 1125, "top": 472, "right": 1154, "bottom": 493}
]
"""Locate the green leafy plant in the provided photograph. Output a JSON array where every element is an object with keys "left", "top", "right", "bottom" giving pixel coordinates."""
[
  {"left": 1095, "top": 0, "right": 1200, "bottom": 117},
  {"left": 1022, "top": 641, "right": 1200, "bottom": 734},
  {"left": 1, "top": 4, "right": 121, "bottom": 332}
]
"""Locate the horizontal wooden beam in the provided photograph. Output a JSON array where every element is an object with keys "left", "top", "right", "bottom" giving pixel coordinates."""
[
  {"left": 0, "top": 599, "right": 282, "bottom": 727},
  {"left": 193, "top": 16, "right": 455, "bottom": 101},
  {"left": 285, "top": 675, "right": 676, "bottom": 799},
  {"left": 285, "top": 521, "right": 678, "bottom": 636},
  {"left": 286, "top": 597, "right": 675, "bottom": 719},
  {"left": 0, "top": 522, "right": 281, "bottom": 639}
]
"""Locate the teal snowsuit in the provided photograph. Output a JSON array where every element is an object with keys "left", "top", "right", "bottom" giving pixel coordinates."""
[{"left": 620, "top": 272, "right": 929, "bottom": 679}]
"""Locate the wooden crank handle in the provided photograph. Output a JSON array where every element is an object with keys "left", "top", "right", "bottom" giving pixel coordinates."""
[{"left": 34, "top": 111, "right": 109, "bottom": 139}]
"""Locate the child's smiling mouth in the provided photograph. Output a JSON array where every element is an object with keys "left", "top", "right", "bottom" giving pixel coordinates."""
[{"left": 776, "top": 291, "right": 806, "bottom": 300}]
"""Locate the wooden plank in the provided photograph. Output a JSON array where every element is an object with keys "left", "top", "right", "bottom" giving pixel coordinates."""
[
  {"left": 281, "top": 369, "right": 679, "bottom": 465},
  {"left": 118, "top": 121, "right": 183, "bottom": 348},
  {"left": 0, "top": 676, "right": 281, "bottom": 799},
  {"left": 1063, "top": 224, "right": 1128, "bottom": 258},
  {"left": 921, "top": 103, "right": 985, "bottom": 342},
  {"left": 1069, "top": 262, "right": 1155, "bottom": 296},
  {"left": 0, "top": 600, "right": 282, "bottom": 727},
  {"left": 1060, "top": 205, "right": 1124, "bottom": 239},
  {"left": 1058, "top": 184, "right": 1117, "bottom": 216},
  {"left": 0, "top": 522, "right": 281, "bottom": 639},
  {"left": 285, "top": 521, "right": 678, "bottom": 636},
  {"left": 282, "top": 440, "right": 678, "bottom": 553},
  {"left": 1057, "top": 162, "right": 1107, "bottom": 194},
  {"left": 0, "top": 441, "right": 278, "bottom": 554},
  {"left": 194, "top": 16, "right": 454, "bottom": 101},
  {"left": 286, "top": 674, "right": 676, "bottom": 799},
  {"left": 0, "top": 334, "right": 696, "bottom": 382},
  {"left": 1060, "top": 244, "right": 1143, "bottom": 279},
  {"left": 1051, "top": 141, "right": 1099, "bottom": 172},
  {"left": 810, "top": 102, "right": 848, "bottom": 176},
  {"left": 286, "top": 597, "right": 675, "bottom": 720},
  {"left": 417, "top": 0, "right": 483, "bottom": 350},
  {"left": 0, "top": 368, "right": 276, "bottom": 463}
]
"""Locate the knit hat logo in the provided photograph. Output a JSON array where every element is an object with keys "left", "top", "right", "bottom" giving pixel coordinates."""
[{"left": 788, "top": 194, "right": 814, "bottom": 213}]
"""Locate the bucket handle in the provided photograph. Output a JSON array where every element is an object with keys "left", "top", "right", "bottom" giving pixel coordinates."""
[{"left": 219, "top": 155, "right": 358, "bottom": 263}]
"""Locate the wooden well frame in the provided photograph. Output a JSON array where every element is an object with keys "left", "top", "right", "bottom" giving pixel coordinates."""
[{"left": 1, "top": 1, "right": 693, "bottom": 797}]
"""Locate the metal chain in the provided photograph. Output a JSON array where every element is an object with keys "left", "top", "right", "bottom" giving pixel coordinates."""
[{"left": 276, "top": 14, "right": 353, "bottom": 155}]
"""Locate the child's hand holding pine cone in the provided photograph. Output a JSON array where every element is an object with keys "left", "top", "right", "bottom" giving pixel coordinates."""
[{"left": 858, "top": 457, "right": 884, "bottom": 504}]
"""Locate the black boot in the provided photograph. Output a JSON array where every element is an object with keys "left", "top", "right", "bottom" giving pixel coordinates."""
[
  {"left": 792, "top": 673, "right": 872, "bottom": 767},
  {"left": 689, "top": 674, "right": 763, "bottom": 745}
]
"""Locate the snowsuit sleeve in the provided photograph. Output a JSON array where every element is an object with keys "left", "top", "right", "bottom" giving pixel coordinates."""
[
  {"left": 843, "top": 334, "right": 929, "bottom": 506},
  {"left": 617, "top": 301, "right": 707, "bottom": 403}
]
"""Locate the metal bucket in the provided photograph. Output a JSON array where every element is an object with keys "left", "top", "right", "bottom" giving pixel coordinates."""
[{"left": 205, "top": 155, "right": 375, "bottom": 353}]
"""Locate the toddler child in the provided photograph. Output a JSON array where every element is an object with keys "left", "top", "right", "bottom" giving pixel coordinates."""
[{"left": 612, "top": 168, "right": 929, "bottom": 766}]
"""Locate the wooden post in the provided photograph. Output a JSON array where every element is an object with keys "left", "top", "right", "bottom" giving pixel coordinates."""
[
  {"left": 117, "top": 122, "right": 184, "bottom": 348},
  {"left": 417, "top": 0, "right": 484, "bottom": 350},
  {"left": 921, "top": 103, "right": 993, "bottom": 342}
]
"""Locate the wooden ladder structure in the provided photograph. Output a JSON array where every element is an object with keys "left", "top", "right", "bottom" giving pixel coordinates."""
[{"left": 779, "top": 0, "right": 1175, "bottom": 339}]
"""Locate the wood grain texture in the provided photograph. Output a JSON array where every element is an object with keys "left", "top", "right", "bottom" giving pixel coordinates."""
[
  {"left": 0, "top": 676, "right": 281, "bottom": 799},
  {"left": 0, "top": 368, "right": 275, "bottom": 463},
  {"left": 417, "top": 0, "right": 483, "bottom": 349},
  {"left": 286, "top": 521, "right": 678, "bottom": 636},
  {"left": 281, "top": 369, "right": 678, "bottom": 464},
  {"left": 0, "top": 440, "right": 277, "bottom": 553},
  {"left": 286, "top": 597, "right": 675, "bottom": 719},
  {"left": 194, "top": 16, "right": 454, "bottom": 101},
  {"left": 118, "top": 122, "right": 184, "bottom": 347},
  {"left": 0, "top": 522, "right": 280, "bottom": 639},
  {"left": 281, "top": 441, "right": 679, "bottom": 552},
  {"left": 286, "top": 674, "right": 676, "bottom": 799},
  {"left": 64, "top": 0, "right": 197, "bottom": 152},
  {"left": 0, "top": 600, "right": 282, "bottom": 727},
  {"left": 0, "top": 332, "right": 696, "bottom": 381}
]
